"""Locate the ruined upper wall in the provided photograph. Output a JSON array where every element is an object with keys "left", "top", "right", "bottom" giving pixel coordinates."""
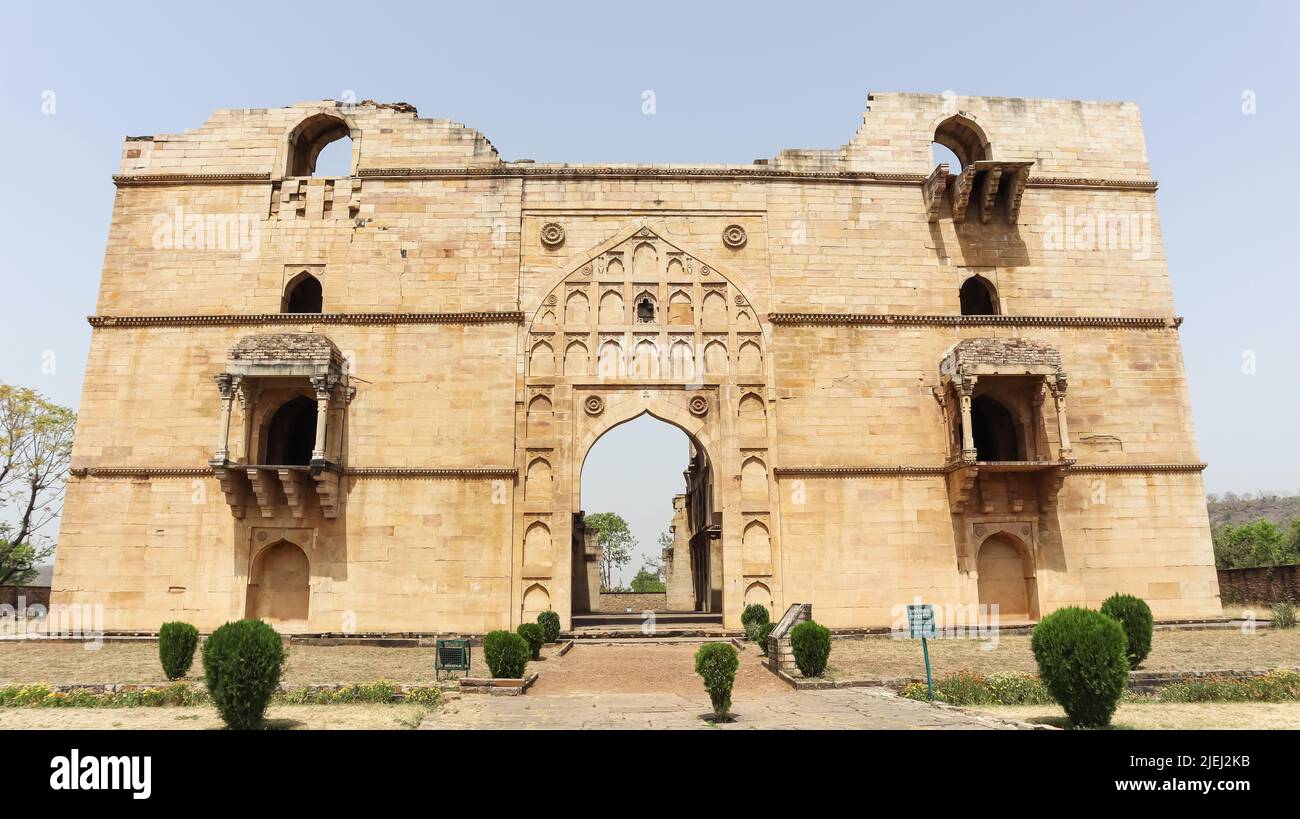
[
  {"left": 118, "top": 101, "right": 502, "bottom": 177},
  {"left": 116, "top": 92, "right": 1153, "bottom": 182},
  {"left": 836, "top": 92, "right": 1152, "bottom": 179}
]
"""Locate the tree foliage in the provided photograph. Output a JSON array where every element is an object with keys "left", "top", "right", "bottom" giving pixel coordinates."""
[
  {"left": 630, "top": 565, "right": 666, "bottom": 593},
  {"left": 0, "top": 385, "right": 76, "bottom": 585},
  {"left": 1212, "top": 519, "right": 1300, "bottom": 569},
  {"left": 584, "top": 512, "right": 636, "bottom": 592}
]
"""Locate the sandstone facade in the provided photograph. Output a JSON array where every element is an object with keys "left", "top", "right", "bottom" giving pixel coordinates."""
[{"left": 52, "top": 93, "right": 1221, "bottom": 633}]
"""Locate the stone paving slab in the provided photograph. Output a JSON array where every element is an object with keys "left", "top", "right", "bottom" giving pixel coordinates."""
[{"left": 421, "top": 687, "right": 1031, "bottom": 730}]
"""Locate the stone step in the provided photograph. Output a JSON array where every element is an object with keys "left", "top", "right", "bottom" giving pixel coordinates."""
[{"left": 571, "top": 611, "right": 723, "bottom": 628}]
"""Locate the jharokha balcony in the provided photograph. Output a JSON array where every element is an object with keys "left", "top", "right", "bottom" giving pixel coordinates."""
[
  {"left": 936, "top": 338, "right": 1075, "bottom": 586},
  {"left": 208, "top": 333, "right": 354, "bottom": 519}
]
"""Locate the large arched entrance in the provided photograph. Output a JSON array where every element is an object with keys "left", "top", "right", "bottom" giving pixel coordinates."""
[
  {"left": 573, "top": 412, "right": 720, "bottom": 620},
  {"left": 515, "top": 223, "right": 775, "bottom": 632}
]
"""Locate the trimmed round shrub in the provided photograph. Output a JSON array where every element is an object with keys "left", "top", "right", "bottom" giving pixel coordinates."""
[
  {"left": 201, "top": 619, "right": 286, "bottom": 730},
  {"left": 158, "top": 621, "right": 200, "bottom": 681},
  {"left": 790, "top": 620, "right": 832, "bottom": 677},
  {"left": 537, "top": 610, "right": 561, "bottom": 643},
  {"left": 516, "top": 623, "right": 544, "bottom": 660},
  {"left": 694, "top": 642, "right": 739, "bottom": 721},
  {"left": 754, "top": 622, "right": 776, "bottom": 657},
  {"left": 1031, "top": 607, "right": 1129, "bottom": 728},
  {"left": 1100, "top": 593, "right": 1154, "bottom": 669},
  {"left": 740, "top": 603, "right": 771, "bottom": 640},
  {"left": 483, "top": 630, "right": 529, "bottom": 679}
]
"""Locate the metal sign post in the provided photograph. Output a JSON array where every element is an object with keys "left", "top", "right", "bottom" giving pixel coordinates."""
[{"left": 907, "top": 603, "right": 936, "bottom": 703}]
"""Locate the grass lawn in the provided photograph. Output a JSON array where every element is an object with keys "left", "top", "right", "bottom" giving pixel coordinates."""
[
  {"left": 824, "top": 628, "right": 1300, "bottom": 681},
  {"left": 0, "top": 703, "right": 430, "bottom": 730},
  {"left": 974, "top": 701, "right": 1300, "bottom": 730},
  {"left": 0, "top": 641, "right": 557, "bottom": 686}
]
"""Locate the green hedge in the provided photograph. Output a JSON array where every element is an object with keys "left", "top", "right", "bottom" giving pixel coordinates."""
[
  {"left": 754, "top": 622, "right": 776, "bottom": 657},
  {"left": 790, "top": 620, "right": 832, "bottom": 677},
  {"left": 483, "top": 630, "right": 529, "bottom": 679},
  {"left": 1099, "top": 594, "right": 1154, "bottom": 669},
  {"left": 537, "top": 610, "right": 561, "bottom": 643},
  {"left": 0, "top": 681, "right": 444, "bottom": 709},
  {"left": 694, "top": 642, "right": 739, "bottom": 721},
  {"left": 201, "top": 619, "right": 287, "bottom": 730},
  {"left": 158, "top": 621, "right": 200, "bottom": 681},
  {"left": 900, "top": 672, "right": 1054, "bottom": 706},
  {"left": 740, "top": 604, "right": 770, "bottom": 640},
  {"left": 1159, "top": 670, "right": 1300, "bottom": 703},
  {"left": 516, "top": 623, "right": 545, "bottom": 660},
  {"left": 1031, "top": 607, "right": 1129, "bottom": 728}
]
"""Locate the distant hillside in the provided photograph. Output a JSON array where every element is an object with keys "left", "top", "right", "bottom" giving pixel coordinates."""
[{"left": 1207, "top": 493, "right": 1300, "bottom": 529}]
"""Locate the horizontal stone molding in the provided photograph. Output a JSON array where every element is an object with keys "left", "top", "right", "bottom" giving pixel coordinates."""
[
  {"left": 70, "top": 467, "right": 210, "bottom": 479},
  {"left": 774, "top": 462, "right": 1207, "bottom": 478},
  {"left": 71, "top": 466, "right": 518, "bottom": 479},
  {"left": 87, "top": 311, "right": 525, "bottom": 328},
  {"left": 342, "top": 467, "right": 518, "bottom": 479},
  {"left": 112, "top": 172, "right": 272, "bottom": 186},
  {"left": 1064, "top": 463, "right": 1208, "bottom": 474},
  {"left": 768, "top": 313, "right": 1179, "bottom": 329},
  {"left": 110, "top": 166, "right": 1158, "bottom": 191}
]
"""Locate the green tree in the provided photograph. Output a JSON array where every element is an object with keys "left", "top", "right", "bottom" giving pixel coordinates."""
[
  {"left": 0, "top": 385, "right": 76, "bottom": 585},
  {"left": 630, "top": 565, "right": 666, "bottom": 593},
  {"left": 585, "top": 512, "right": 636, "bottom": 592},
  {"left": 1213, "top": 519, "right": 1297, "bottom": 569}
]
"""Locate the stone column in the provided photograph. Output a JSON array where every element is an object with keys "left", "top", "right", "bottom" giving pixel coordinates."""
[
  {"left": 212, "top": 374, "right": 236, "bottom": 464},
  {"left": 958, "top": 375, "right": 978, "bottom": 462},
  {"left": 1052, "top": 376, "right": 1072, "bottom": 460},
  {"left": 310, "top": 375, "right": 332, "bottom": 462}
]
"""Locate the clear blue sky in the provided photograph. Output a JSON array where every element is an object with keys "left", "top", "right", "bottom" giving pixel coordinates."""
[{"left": 2, "top": 2, "right": 1297, "bottom": 571}]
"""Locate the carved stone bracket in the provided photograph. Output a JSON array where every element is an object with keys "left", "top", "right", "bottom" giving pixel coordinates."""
[
  {"left": 947, "top": 464, "right": 979, "bottom": 513},
  {"left": 312, "top": 469, "right": 343, "bottom": 519},
  {"left": 923, "top": 163, "right": 949, "bottom": 221},
  {"left": 278, "top": 468, "right": 310, "bottom": 519},
  {"left": 246, "top": 467, "right": 280, "bottom": 519},
  {"left": 213, "top": 467, "right": 248, "bottom": 518}
]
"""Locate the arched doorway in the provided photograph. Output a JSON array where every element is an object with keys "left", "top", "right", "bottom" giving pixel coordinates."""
[
  {"left": 574, "top": 411, "right": 719, "bottom": 617},
  {"left": 976, "top": 534, "right": 1037, "bottom": 620},
  {"left": 246, "top": 540, "right": 311, "bottom": 626},
  {"left": 263, "top": 396, "right": 317, "bottom": 466},
  {"left": 970, "top": 395, "right": 1023, "bottom": 461}
]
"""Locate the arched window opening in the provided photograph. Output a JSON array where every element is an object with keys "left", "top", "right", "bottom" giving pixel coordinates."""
[
  {"left": 932, "top": 114, "right": 990, "bottom": 172},
  {"left": 288, "top": 114, "right": 353, "bottom": 177},
  {"left": 971, "top": 395, "right": 1023, "bottom": 461},
  {"left": 264, "top": 396, "right": 317, "bottom": 466},
  {"left": 959, "top": 276, "right": 998, "bottom": 316},
  {"left": 636, "top": 296, "right": 656, "bottom": 323},
  {"left": 283, "top": 274, "right": 323, "bottom": 314}
]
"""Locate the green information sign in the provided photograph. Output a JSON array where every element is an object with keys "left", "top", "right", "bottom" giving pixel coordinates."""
[{"left": 907, "top": 603, "right": 936, "bottom": 703}]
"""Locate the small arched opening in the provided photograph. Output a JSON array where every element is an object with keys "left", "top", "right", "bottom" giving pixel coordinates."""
[
  {"left": 288, "top": 113, "right": 353, "bottom": 177},
  {"left": 959, "top": 275, "right": 999, "bottom": 316},
  {"left": 932, "top": 114, "right": 990, "bottom": 174},
  {"left": 246, "top": 540, "right": 311, "bottom": 625},
  {"left": 283, "top": 272, "right": 323, "bottom": 314},
  {"left": 976, "top": 534, "right": 1036, "bottom": 621},
  {"left": 263, "top": 396, "right": 317, "bottom": 466}
]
